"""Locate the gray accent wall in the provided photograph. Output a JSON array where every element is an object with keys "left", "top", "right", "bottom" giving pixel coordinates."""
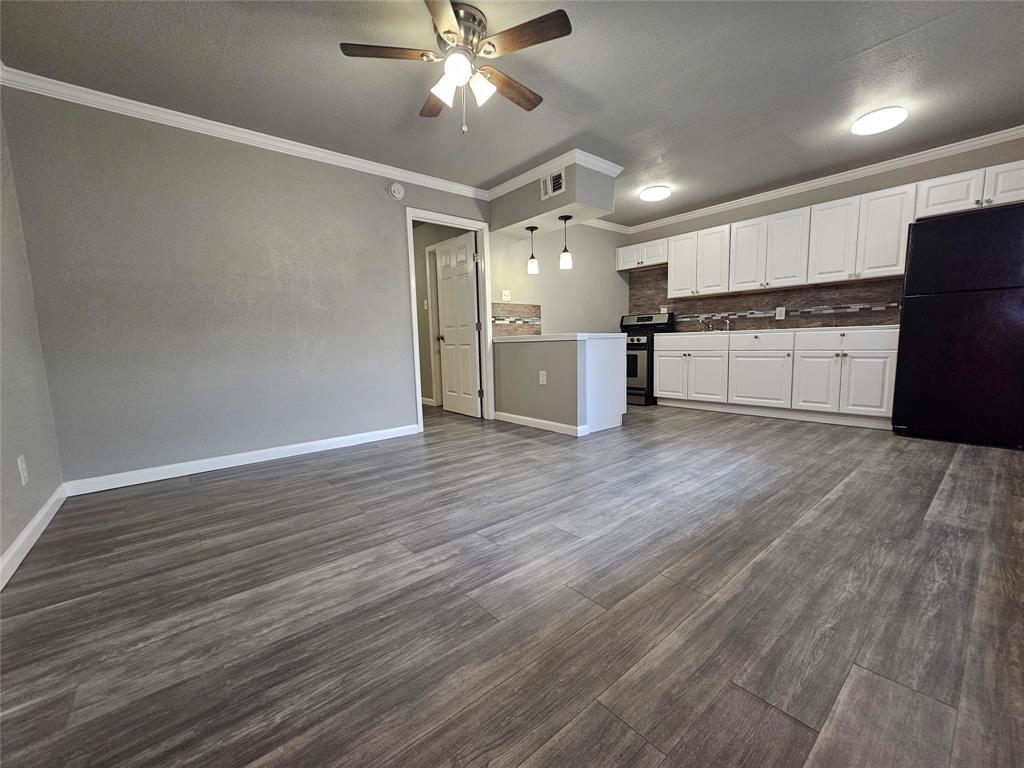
[
  {"left": 1, "top": 122, "right": 64, "bottom": 553},
  {"left": 411, "top": 222, "right": 466, "bottom": 401},
  {"left": 493, "top": 341, "right": 580, "bottom": 427},
  {"left": 1, "top": 87, "right": 487, "bottom": 481},
  {"left": 490, "top": 224, "right": 628, "bottom": 334}
]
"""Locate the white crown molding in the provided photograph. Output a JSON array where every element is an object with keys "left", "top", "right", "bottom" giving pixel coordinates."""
[
  {"left": 591, "top": 123, "right": 1024, "bottom": 236},
  {"left": 0, "top": 64, "right": 490, "bottom": 201},
  {"left": 485, "top": 149, "right": 625, "bottom": 200}
]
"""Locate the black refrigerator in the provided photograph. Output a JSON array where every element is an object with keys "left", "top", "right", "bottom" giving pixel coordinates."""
[{"left": 893, "top": 201, "right": 1024, "bottom": 449}]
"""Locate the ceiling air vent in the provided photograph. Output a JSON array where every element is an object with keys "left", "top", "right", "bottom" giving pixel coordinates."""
[{"left": 539, "top": 168, "right": 566, "bottom": 201}]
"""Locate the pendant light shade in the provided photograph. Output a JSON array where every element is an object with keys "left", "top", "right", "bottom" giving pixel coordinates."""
[
  {"left": 525, "top": 225, "right": 539, "bottom": 275},
  {"left": 558, "top": 215, "right": 573, "bottom": 270}
]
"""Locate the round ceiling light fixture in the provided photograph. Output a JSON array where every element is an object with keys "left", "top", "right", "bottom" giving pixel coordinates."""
[
  {"left": 851, "top": 106, "right": 908, "bottom": 135},
  {"left": 443, "top": 48, "right": 474, "bottom": 86},
  {"left": 639, "top": 185, "right": 671, "bottom": 202}
]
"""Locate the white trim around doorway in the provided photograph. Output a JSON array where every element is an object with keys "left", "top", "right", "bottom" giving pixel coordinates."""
[{"left": 404, "top": 208, "right": 495, "bottom": 430}]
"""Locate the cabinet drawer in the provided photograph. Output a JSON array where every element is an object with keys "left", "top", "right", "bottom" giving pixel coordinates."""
[
  {"left": 794, "top": 330, "right": 844, "bottom": 351},
  {"left": 654, "top": 333, "right": 730, "bottom": 352},
  {"left": 728, "top": 331, "right": 794, "bottom": 351},
  {"left": 841, "top": 328, "right": 899, "bottom": 350}
]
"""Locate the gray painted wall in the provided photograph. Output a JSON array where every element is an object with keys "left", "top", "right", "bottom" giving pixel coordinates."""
[
  {"left": 625, "top": 138, "right": 1024, "bottom": 243},
  {"left": 1, "top": 88, "right": 487, "bottom": 480},
  {"left": 490, "top": 224, "right": 628, "bottom": 333},
  {"left": 411, "top": 222, "right": 466, "bottom": 401},
  {"left": 1, "top": 122, "right": 64, "bottom": 552},
  {"left": 493, "top": 341, "right": 580, "bottom": 426}
]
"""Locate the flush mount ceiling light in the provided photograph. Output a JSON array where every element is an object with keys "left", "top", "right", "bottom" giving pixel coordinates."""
[
  {"left": 340, "top": 2, "right": 573, "bottom": 134},
  {"left": 851, "top": 106, "right": 909, "bottom": 135},
  {"left": 639, "top": 185, "right": 671, "bottom": 202},
  {"left": 558, "top": 214, "right": 573, "bottom": 270},
  {"left": 526, "top": 225, "right": 539, "bottom": 275}
]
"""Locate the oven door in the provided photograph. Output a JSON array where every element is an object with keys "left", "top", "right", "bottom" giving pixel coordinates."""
[{"left": 626, "top": 347, "right": 648, "bottom": 391}]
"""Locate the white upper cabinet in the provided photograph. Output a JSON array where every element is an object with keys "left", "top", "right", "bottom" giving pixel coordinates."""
[
  {"left": 640, "top": 239, "right": 669, "bottom": 266},
  {"left": 729, "top": 217, "right": 768, "bottom": 292},
  {"left": 915, "top": 169, "right": 985, "bottom": 218},
  {"left": 765, "top": 207, "right": 810, "bottom": 289},
  {"left": 617, "top": 239, "right": 667, "bottom": 271},
  {"left": 615, "top": 244, "right": 641, "bottom": 271},
  {"left": 856, "top": 184, "right": 916, "bottom": 279},
  {"left": 983, "top": 159, "right": 1024, "bottom": 207},
  {"left": 667, "top": 233, "right": 698, "bottom": 298},
  {"left": 696, "top": 225, "right": 731, "bottom": 295},
  {"left": 808, "top": 197, "right": 860, "bottom": 284}
]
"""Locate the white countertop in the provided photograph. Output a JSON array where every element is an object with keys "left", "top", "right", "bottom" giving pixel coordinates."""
[
  {"left": 657, "top": 324, "right": 899, "bottom": 337},
  {"left": 493, "top": 333, "right": 626, "bottom": 343}
]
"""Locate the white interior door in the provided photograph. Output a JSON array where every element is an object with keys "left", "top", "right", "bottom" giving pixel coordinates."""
[
  {"left": 434, "top": 232, "right": 481, "bottom": 417},
  {"left": 839, "top": 350, "right": 897, "bottom": 417},
  {"left": 792, "top": 351, "right": 841, "bottom": 412}
]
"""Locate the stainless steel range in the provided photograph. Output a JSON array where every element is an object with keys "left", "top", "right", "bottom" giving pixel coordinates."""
[{"left": 620, "top": 313, "right": 675, "bottom": 405}]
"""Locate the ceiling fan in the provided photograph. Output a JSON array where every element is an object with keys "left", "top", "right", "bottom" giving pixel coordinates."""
[{"left": 339, "top": 1, "right": 571, "bottom": 130}]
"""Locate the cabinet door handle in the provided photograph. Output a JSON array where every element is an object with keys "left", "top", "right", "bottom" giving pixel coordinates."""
[
  {"left": 834, "top": 352, "right": 841, "bottom": 357},
  {"left": 841, "top": 352, "right": 849, "bottom": 357},
  {"left": 975, "top": 199, "right": 983, "bottom": 206},
  {"left": 839, "top": 332, "right": 845, "bottom": 337},
  {"left": 753, "top": 334, "right": 759, "bottom": 339},
  {"left": 786, "top": 352, "right": 791, "bottom": 357},
  {"left": 985, "top": 198, "right": 994, "bottom": 204}
]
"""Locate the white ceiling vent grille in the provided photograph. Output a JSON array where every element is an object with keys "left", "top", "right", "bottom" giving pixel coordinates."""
[{"left": 539, "top": 168, "right": 566, "bottom": 200}]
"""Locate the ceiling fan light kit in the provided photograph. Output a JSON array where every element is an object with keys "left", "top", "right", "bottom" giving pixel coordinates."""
[{"left": 340, "top": 1, "right": 571, "bottom": 133}]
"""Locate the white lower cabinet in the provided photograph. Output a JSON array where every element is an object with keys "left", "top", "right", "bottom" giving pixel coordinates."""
[
  {"left": 792, "top": 351, "right": 842, "bottom": 412},
  {"left": 688, "top": 351, "right": 729, "bottom": 402},
  {"left": 654, "top": 351, "right": 687, "bottom": 399},
  {"left": 728, "top": 351, "right": 793, "bottom": 408},
  {"left": 839, "top": 350, "right": 898, "bottom": 416}
]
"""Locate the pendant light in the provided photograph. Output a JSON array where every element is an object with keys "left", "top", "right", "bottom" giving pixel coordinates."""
[
  {"left": 558, "top": 214, "right": 573, "bottom": 270},
  {"left": 526, "top": 225, "right": 539, "bottom": 275}
]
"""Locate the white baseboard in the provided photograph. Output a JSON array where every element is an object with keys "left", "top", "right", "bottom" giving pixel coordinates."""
[
  {"left": 1, "top": 485, "right": 66, "bottom": 590},
  {"left": 63, "top": 423, "right": 422, "bottom": 496},
  {"left": 421, "top": 397, "right": 439, "bottom": 407},
  {"left": 658, "top": 399, "right": 892, "bottom": 430},
  {"left": 495, "top": 411, "right": 589, "bottom": 437}
]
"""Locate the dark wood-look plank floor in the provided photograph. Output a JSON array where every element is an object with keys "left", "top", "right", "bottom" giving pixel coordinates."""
[{"left": 1, "top": 405, "right": 1021, "bottom": 767}]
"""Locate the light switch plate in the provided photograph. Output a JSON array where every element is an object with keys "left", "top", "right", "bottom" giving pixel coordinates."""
[
  {"left": 775, "top": 306, "right": 786, "bottom": 320},
  {"left": 501, "top": 289, "right": 511, "bottom": 302},
  {"left": 538, "top": 370, "right": 547, "bottom": 385}
]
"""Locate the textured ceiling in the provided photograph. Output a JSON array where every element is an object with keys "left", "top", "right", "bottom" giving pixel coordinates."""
[{"left": 2, "top": 1, "right": 1022, "bottom": 226}]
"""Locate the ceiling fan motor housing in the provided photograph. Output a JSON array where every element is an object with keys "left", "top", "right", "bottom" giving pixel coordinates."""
[{"left": 436, "top": 3, "right": 488, "bottom": 52}]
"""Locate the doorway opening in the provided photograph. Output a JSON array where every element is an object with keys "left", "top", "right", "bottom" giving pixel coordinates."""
[{"left": 405, "top": 208, "right": 494, "bottom": 429}]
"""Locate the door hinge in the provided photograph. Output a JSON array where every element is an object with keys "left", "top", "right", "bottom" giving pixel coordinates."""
[
  {"left": 477, "top": 388, "right": 484, "bottom": 398},
  {"left": 472, "top": 252, "right": 480, "bottom": 263},
  {"left": 475, "top": 321, "right": 482, "bottom": 331}
]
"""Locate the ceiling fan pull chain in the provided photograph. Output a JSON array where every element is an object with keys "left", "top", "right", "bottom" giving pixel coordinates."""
[{"left": 461, "top": 86, "right": 468, "bottom": 134}]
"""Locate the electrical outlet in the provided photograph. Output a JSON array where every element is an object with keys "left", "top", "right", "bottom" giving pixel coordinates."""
[
  {"left": 660, "top": 306, "right": 668, "bottom": 314},
  {"left": 501, "top": 289, "right": 511, "bottom": 302},
  {"left": 775, "top": 306, "right": 786, "bottom": 320},
  {"left": 17, "top": 455, "right": 29, "bottom": 486},
  {"left": 538, "top": 370, "right": 547, "bottom": 385}
]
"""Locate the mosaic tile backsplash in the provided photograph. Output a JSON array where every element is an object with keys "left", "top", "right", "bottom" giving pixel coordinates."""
[
  {"left": 492, "top": 303, "right": 541, "bottom": 336},
  {"left": 629, "top": 267, "right": 903, "bottom": 331}
]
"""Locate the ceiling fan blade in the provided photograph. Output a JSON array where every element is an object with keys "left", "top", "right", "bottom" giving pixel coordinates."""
[
  {"left": 478, "top": 66, "right": 542, "bottom": 111},
  {"left": 423, "top": 0, "right": 461, "bottom": 44},
  {"left": 339, "top": 43, "right": 437, "bottom": 61},
  {"left": 419, "top": 93, "right": 445, "bottom": 118},
  {"left": 477, "top": 10, "right": 571, "bottom": 58}
]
